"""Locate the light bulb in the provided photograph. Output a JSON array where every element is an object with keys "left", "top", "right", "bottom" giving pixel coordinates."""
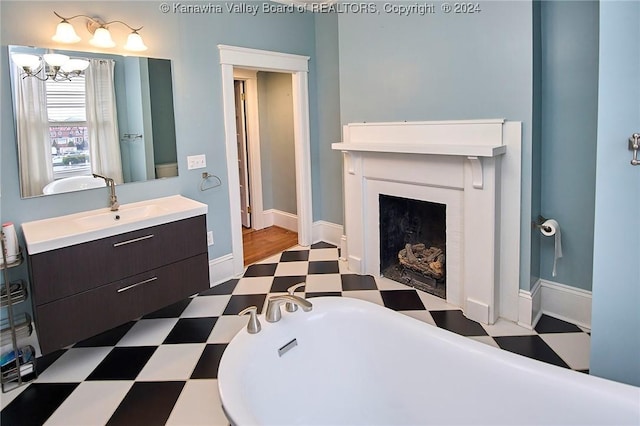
[
  {"left": 52, "top": 21, "right": 81, "bottom": 43},
  {"left": 89, "top": 27, "right": 116, "bottom": 48},
  {"left": 11, "top": 53, "right": 42, "bottom": 71},
  {"left": 43, "top": 53, "right": 70, "bottom": 67},
  {"left": 124, "top": 32, "right": 148, "bottom": 52}
]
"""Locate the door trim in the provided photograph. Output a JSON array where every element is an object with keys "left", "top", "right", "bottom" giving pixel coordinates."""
[
  {"left": 233, "top": 69, "right": 265, "bottom": 231},
  {"left": 219, "top": 45, "right": 313, "bottom": 276}
]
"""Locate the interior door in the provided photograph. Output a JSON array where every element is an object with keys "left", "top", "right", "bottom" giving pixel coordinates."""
[
  {"left": 589, "top": 1, "right": 640, "bottom": 386},
  {"left": 234, "top": 80, "right": 251, "bottom": 228}
]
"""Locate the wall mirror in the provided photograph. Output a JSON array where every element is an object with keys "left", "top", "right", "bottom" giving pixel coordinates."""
[{"left": 8, "top": 45, "right": 178, "bottom": 198}]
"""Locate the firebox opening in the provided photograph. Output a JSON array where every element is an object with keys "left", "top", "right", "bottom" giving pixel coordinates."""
[{"left": 379, "top": 194, "right": 446, "bottom": 299}]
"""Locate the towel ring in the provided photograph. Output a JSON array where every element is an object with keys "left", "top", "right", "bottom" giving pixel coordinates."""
[{"left": 200, "top": 172, "right": 222, "bottom": 191}]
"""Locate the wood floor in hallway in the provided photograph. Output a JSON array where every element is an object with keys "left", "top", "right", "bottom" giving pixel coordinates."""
[{"left": 242, "top": 226, "right": 298, "bottom": 266}]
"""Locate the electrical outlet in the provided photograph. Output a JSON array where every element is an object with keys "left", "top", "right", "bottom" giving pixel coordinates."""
[
  {"left": 207, "top": 231, "right": 214, "bottom": 246},
  {"left": 187, "top": 154, "right": 207, "bottom": 170}
]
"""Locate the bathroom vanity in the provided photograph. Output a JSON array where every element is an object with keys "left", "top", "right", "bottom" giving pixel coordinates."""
[{"left": 21, "top": 195, "right": 209, "bottom": 354}]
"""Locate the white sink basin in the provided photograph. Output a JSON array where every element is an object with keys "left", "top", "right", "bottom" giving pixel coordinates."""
[
  {"left": 74, "top": 204, "right": 166, "bottom": 230},
  {"left": 22, "top": 195, "right": 208, "bottom": 254}
]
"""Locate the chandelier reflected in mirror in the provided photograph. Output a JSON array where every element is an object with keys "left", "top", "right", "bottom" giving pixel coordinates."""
[{"left": 11, "top": 52, "right": 90, "bottom": 82}]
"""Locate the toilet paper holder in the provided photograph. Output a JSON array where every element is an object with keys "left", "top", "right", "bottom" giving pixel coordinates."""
[{"left": 532, "top": 215, "right": 553, "bottom": 233}]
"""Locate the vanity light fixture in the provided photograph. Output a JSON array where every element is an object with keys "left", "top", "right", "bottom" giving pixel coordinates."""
[
  {"left": 52, "top": 11, "right": 148, "bottom": 52},
  {"left": 11, "top": 51, "right": 90, "bottom": 82}
]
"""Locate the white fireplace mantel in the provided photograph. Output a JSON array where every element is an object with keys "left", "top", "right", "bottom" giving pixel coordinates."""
[{"left": 332, "top": 119, "right": 522, "bottom": 325}]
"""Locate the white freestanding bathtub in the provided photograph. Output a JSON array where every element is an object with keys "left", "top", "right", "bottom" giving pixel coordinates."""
[{"left": 218, "top": 297, "right": 640, "bottom": 425}]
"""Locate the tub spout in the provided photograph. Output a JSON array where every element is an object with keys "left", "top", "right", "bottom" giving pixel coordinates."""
[{"left": 265, "top": 294, "right": 312, "bottom": 323}]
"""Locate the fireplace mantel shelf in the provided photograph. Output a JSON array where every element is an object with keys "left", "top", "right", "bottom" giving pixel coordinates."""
[{"left": 331, "top": 142, "right": 507, "bottom": 158}]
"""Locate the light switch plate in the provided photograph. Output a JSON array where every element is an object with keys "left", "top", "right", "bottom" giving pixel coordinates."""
[{"left": 187, "top": 154, "right": 207, "bottom": 170}]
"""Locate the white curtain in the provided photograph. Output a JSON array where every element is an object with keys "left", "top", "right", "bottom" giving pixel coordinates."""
[
  {"left": 13, "top": 65, "right": 53, "bottom": 197},
  {"left": 85, "top": 59, "right": 123, "bottom": 183}
]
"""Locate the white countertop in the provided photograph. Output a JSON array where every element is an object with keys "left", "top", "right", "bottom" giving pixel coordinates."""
[{"left": 21, "top": 195, "right": 208, "bottom": 254}]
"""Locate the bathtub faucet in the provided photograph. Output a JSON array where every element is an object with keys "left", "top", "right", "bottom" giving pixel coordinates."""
[
  {"left": 265, "top": 295, "right": 312, "bottom": 323},
  {"left": 92, "top": 173, "right": 119, "bottom": 211}
]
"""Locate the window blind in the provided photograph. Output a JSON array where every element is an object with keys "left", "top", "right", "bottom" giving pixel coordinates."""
[{"left": 46, "top": 76, "right": 87, "bottom": 122}]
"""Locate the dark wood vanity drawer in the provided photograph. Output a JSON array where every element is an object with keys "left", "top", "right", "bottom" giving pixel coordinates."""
[
  {"left": 30, "top": 215, "right": 207, "bottom": 305},
  {"left": 34, "top": 253, "right": 209, "bottom": 354}
]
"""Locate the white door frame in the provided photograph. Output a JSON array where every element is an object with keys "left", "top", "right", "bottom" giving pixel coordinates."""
[
  {"left": 233, "top": 69, "right": 265, "bottom": 230},
  {"left": 219, "top": 45, "right": 313, "bottom": 277}
]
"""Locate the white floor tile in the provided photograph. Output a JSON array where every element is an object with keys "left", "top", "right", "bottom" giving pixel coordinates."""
[
  {"left": 233, "top": 276, "right": 274, "bottom": 295},
  {"left": 416, "top": 290, "right": 458, "bottom": 311},
  {"left": 399, "top": 310, "right": 436, "bottom": 326},
  {"left": 35, "top": 347, "right": 112, "bottom": 383},
  {"left": 44, "top": 381, "right": 133, "bottom": 426},
  {"left": 180, "top": 295, "right": 231, "bottom": 318},
  {"left": 274, "top": 261, "right": 309, "bottom": 276},
  {"left": 208, "top": 315, "right": 248, "bottom": 343},
  {"left": 375, "top": 276, "right": 412, "bottom": 291},
  {"left": 342, "top": 290, "right": 384, "bottom": 306},
  {"left": 304, "top": 274, "right": 343, "bottom": 293},
  {"left": 482, "top": 318, "right": 537, "bottom": 337},
  {"left": 136, "top": 344, "right": 206, "bottom": 381},
  {"left": 166, "top": 379, "right": 229, "bottom": 426},
  {"left": 540, "top": 332, "right": 591, "bottom": 371},
  {"left": 469, "top": 336, "right": 501, "bottom": 349},
  {"left": 338, "top": 259, "right": 351, "bottom": 274},
  {"left": 308, "top": 248, "right": 339, "bottom": 261},
  {"left": 116, "top": 318, "right": 179, "bottom": 347}
]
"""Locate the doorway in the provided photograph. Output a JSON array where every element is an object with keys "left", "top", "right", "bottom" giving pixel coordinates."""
[
  {"left": 234, "top": 70, "right": 299, "bottom": 265},
  {"left": 219, "top": 45, "right": 313, "bottom": 277}
]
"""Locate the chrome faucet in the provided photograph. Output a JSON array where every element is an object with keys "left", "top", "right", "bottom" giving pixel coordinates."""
[
  {"left": 265, "top": 294, "right": 312, "bottom": 323},
  {"left": 92, "top": 174, "right": 119, "bottom": 211}
]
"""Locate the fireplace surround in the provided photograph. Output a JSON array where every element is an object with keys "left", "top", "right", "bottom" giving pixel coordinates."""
[{"left": 332, "top": 120, "right": 522, "bottom": 324}]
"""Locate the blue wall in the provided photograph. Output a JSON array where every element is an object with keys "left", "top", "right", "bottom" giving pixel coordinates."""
[
  {"left": 337, "top": 1, "right": 535, "bottom": 290},
  {"left": 590, "top": 0, "right": 640, "bottom": 387},
  {"left": 539, "top": 1, "right": 598, "bottom": 290}
]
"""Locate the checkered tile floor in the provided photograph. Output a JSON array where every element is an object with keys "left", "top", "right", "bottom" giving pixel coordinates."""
[{"left": 1, "top": 242, "right": 591, "bottom": 425}]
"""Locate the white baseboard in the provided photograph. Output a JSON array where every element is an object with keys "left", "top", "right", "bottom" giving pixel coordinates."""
[
  {"left": 208, "top": 253, "right": 238, "bottom": 287},
  {"left": 263, "top": 209, "right": 297, "bottom": 232},
  {"left": 312, "top": 221, "right": 344, "bottom": 247},
  {"left": 518, "top": 279, "right": 592, "bottom": 330}
]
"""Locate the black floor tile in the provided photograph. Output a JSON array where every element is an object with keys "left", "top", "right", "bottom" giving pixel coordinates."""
[
  {"left": 223, "top": 294, "right": 268, "bottom": 315},
  {"left": 341, "top": 274, "right": 377, "bottom": 291},
  {"left": 494, "top": 335, "right": 570, "bottom": 369},
  {"left": 74, "top": 321, "right": 136, "bottom": 348},
  {"left": 311, "top": 242, "right": 336, "bottom": 249},
  {"left": 306, "top": 292, "right": 342, "bottom": 298},
  {"left": 106, "top": 381, "right": 185, "bottom": 426},
  {"left": 1, "top": 383, "right": 79, "bottom": 425},
  {"left": 430, "top": 310, "right": 488, "bottom": 337},
  {"left": 199, "top": 279, "right": 238, "bottom": 296},
  {"left": 86, "top": 346, "right": 156, "bottom": 380},
  {"left": 535, "top": 314, "right": 583, "bottom": 334},
  {"left": 190, "top": 344, "right": 228, "bottom": 379},
  {"left": 380, "top": 290, "right": 426, "bottom": 311},
  {"left": 308, "top": 260, "right": 340, "bottom": 274},
  {"left": 243, "top": 263, "right": 278, "bottom": 277},
  {"left": 270, "top": 276, "right": 307, "bottom": 293},
  {"left": 280, "top": 250, "right": 309, "bottom": 262},
  {"left": 163, "top": 317, "right": 217, "bottom": 344},
  {"left": 142, "top": 298, "right": 192, "bottom": 319}
]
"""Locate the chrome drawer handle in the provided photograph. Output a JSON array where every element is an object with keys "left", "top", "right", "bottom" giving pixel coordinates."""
[
  {"left": 117, "top": 277, "right": 158, "bottom": 293},
  {"left": 113, "top": 234, "right": 154, "bottom": 247}
]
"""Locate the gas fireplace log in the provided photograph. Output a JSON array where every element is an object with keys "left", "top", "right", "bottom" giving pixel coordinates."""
[{"left": 398, "top": 244, "right": 445, "bottom": 280}]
